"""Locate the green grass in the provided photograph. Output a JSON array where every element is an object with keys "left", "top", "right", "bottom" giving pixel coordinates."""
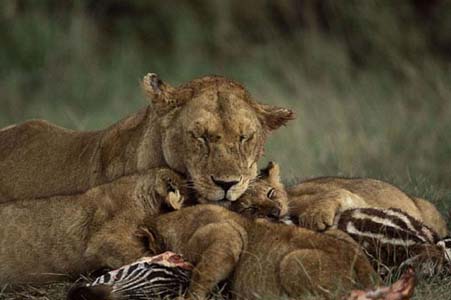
[{"left": 0, "top": 3, "right": 450, "bottom": 299}]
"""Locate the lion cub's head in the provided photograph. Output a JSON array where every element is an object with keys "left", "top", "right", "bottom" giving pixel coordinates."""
[
  {"left": 142, "top": 74, "right": 294, "bottom": 204},
  {"left": 230, "top": 162, "right": 289, "bottom": 220}
]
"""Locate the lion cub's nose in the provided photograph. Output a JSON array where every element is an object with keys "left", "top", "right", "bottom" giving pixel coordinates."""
[
  {"left": 211, "top": 176, "right": 240, "bottom": 193},
  {"left": 268, "top": 207, "right": 281, "bottom": 219}
]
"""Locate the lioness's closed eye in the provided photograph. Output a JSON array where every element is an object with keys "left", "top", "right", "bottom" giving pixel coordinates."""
[{"left": 230, "top": 162, "right": 289, "bottom": 220}]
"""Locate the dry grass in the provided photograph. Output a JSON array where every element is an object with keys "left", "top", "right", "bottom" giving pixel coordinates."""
[
  {"left": 0, "top": 283, "right": 70, "bottom": 300},
  {"left": 1, "top": 276, "right": 450, "bottom": 300}
]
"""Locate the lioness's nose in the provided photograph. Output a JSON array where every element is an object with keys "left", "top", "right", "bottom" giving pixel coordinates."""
[{"left": 211, "top": 176, "right": 239, "bottom": 193}]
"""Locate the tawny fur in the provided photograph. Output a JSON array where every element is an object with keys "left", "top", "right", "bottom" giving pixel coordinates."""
[
  {"left": 0, "top": 168, "right": 185, "bottom": 284},
  {"left": 0, "top": 163, "right": 289, "bottom": 286},
  {"left": 287, "top": 177, "right": 448, "bottom": 237},
  {"left": 235, "top": 170, "right": 450, "bottom": 277},
  {"left": 412, "top": 196, "right": 448, "bottom": 238},
  {"left": 229, "top": 162, "right": 288, "bottom": 219},
  {"left": 146, "top": 205, "right": 379, "bottom": 300},
  {"left": 0, "top": 73, "right": 294, "bottom": 202}
]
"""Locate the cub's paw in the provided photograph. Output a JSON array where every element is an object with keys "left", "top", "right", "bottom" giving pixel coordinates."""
[
  {"left": 297, "top": 189, "right": 363, "bottom": 231},
  {"left": 155, "top": 169, "right": 187, "bottom": 210},
  {"left": 297, "top": 200, "right": 339, "bottom": 231}
]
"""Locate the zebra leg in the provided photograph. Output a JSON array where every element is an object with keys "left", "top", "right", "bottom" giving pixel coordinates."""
[
  {"left": 402, "top": 243, "right": 449, "bottom": 278},
  {"left": 183, "top": 221, "right": 246, "bottom": 300}
]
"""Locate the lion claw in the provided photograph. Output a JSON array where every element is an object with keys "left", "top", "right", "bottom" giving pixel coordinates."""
[
  {"left": 155, "top": 169, "right": 187, "bottom": 210},
  {"left": 166, "top": 190, "right": 184, "bottom": 210}
]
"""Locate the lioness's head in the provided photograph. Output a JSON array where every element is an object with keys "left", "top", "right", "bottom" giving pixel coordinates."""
[
  {"left": 142, "top": 73, "right": 294, "bottom": 204},
  {"left": 230, "top": 162, "right": 289, "bottom": 220}
]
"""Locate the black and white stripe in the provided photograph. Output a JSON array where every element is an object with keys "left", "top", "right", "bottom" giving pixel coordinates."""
[
  {"left": 334, "top": 207, "right": 451, "bottom": 276},
  {"left": 437, "top": 236, "right": 451, "bottom": 262},
  {"left": 89, "top": 260, "right": 191, "bottom": 300},
  {"left": 336, "top": 207, "right": 438, "bottom": 244},
  {"left": 68, "top": 253, "right": 193, "bottom": 300}
]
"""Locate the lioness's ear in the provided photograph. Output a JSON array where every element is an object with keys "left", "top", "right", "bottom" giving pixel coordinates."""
[
  {"left": 141, "top": 73, "right": 176, "bottom": 106},
  {"left": 256, "top": 103, "right": 295, "bottom": 131},
  {"left": 259, "top": 161, "right": 280, "bottom": 183}
]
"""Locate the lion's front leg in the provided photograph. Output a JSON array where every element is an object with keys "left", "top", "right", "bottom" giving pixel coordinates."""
[
  {"left": 183, "top": 222, "right": 246, "bottom": 300},
  {"left": 290, "top": 189, "right": 367, "bottom": 231}
]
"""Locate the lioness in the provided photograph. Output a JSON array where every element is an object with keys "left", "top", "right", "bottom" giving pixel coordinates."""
[
  {"left": 144, "top": 204, "right": 378, "bottom": 300},
  {"left": 288, "top": 177, "right": 448, "bottom": 237},
  {"left": 0, "top": 168, "right": 185, "bottom": 284},
  {"left": 0, "top": 73, "right": 294, "bottom": 202}
]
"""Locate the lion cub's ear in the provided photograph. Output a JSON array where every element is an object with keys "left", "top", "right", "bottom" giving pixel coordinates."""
[
  {"left": 136, "top": 226, "right": 161, "bottom": 255},
  {"left": 141, "top": 73, "right": 177, "bottom": 107},
  {"left": 259, "top": 161, "right": 281, "bottom": 184},
  {"left": 256, "top": 103, "right": 295, "bottom": 131}
]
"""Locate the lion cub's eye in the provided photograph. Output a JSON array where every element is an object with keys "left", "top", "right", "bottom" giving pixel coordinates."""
[
  {"left": 244, "top": 207, "right": 258, "bottom": 215},
  {"left": 267, "top": 188, "right": 276, "bottom": 199}
]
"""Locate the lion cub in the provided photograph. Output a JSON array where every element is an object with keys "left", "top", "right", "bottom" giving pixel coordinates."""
[
  {"left": 234, "top": 169, "right": 451, "bottom": 278},
  {"left": 135, "top": 163, "right": 377, "bottom": 300},
  {"left": 230, "top": 166, "right": 447, "bottom": 239},
  {"left": 0, "top": 168, "right": 185, "bottom": 284},
  {"left": 145, "top": 205, "right": 377, "bottom": 300},
  {"left": 288, "top": 177, "right": 448, "bottom": 237},
  {"left": 229, "top": 162, "right": 288, "bottom": 220}
]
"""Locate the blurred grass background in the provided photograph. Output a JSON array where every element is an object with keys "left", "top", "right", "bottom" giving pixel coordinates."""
[
  {"left": 1, "top": 0, "right": 450, "bottom": 212},
  {"left": 1, "top": 2, "right": 451, "bottom": 298}
]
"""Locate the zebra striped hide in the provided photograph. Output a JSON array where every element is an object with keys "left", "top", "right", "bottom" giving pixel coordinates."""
[
  {"left": 67, "top": 251, "right": 193, "bottom": 300},
  {"left": 335, "top": 207, "right": 451, "bottom": 277}
]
